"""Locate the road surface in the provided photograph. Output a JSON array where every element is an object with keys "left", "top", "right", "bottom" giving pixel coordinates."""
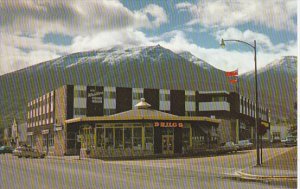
[{"left": 0, "top": 147, "right": 296, "bottom": 189}]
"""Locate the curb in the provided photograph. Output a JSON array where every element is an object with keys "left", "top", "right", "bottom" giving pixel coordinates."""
[
  {"left": 225, "top": 171, "right": 298, "bottom": 182},
  {"left": 221, "top": 170, "right": 297, "bottom": 182},
  {"left": 236, "top": 171, "right": 297, "bottom": 180},
  {"left": 46, "top": 156, "right": 83, "bottom": 161}
]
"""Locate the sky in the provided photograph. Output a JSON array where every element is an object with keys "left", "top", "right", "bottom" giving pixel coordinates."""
[{"left": 0, "top": 0, "right": 298, "bottom": 75}]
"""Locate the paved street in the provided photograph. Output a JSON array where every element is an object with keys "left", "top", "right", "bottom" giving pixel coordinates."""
[{"left": 0, "top": 147, "right": 296, "bottom": 189}]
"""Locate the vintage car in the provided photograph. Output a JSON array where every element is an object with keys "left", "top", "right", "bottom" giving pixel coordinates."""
[
  {"left": 0, "top": 146, "right": 13, "bottom": 154},
  {"left": 285, "top": 136, "right": 297, "bottom": 147},
  {"left": 13, "top": 146, "right": 45, "bottom": 158},
  {"left": 237, "top": 140, "right": 254, "bottom": 151},
  {"left": 219, "top": 142, "right": 238, "bottom": 153}
]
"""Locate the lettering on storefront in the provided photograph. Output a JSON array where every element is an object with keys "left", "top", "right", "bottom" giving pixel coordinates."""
[
  {"left": 42, "top": 129, "right": 49, "bottom": 135},
  {"left": 153, "top": 122, "right": 184, "bottom": 128},
  {"left": 86, "top": 86, "right": 104, "bottom": 116}
]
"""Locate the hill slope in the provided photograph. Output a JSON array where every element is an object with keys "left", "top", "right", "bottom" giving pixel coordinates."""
[
  {"left": 0, "top": 45, "right": 231, "bottom": 127},
  {"left": 0, "top": 46, "right": 296, "bottom": 127}
]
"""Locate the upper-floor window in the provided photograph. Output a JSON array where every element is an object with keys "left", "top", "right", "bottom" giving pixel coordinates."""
[
  {"left": 212, "top": 96, "right": 227, "bottom": 102},
  {"left": 160, "top": 93, "right": 170, "bottom": 101},
  {"left": 104, "top": 91, "right": 116, "bottom": 99},
  {"left": 74, "top": 90, "right": 86, "bottom": 98}
]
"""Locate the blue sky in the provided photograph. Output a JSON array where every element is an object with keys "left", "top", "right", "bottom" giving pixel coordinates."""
[{"left": 0, "top": 0, "right": 297, "bottom": 75}]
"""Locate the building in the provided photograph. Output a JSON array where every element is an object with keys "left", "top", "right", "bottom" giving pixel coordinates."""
[
  {"left": 197, "top": 91, "right": 270, "bottom": 143},
  {"left": 26, "top": 85, "right": 270, "bottom": 157}
]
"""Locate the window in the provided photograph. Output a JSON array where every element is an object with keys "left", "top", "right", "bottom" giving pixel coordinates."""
[
  {"left": 124, "top": 128, "right": 132, "bottom": 148},
  {"left": 160, "top": 93, "right": 170, "bottom": 101},
  {"left": 105, "top": 128, "right": 114, "bottom": 149},
  {"left": 183, "top": 127, "right": 191, "bottom": 147},
  {"left": 34, "top": 135, "right": 38, "bottom": 147},
  {"left": 192, "top": 127, "right": 205, "bottom": 148},
  {"left": 49, "top": 133, "right": 54, "bottom": 147},
  {"left": 185, "top": 111, "right": 196, "bottom": 116},
  {"left": 74, "top": 90, "right": 86, "bottom": 98},
  {"left": 185, "top": 95, "right": 195, "bottom": 101},
  {"left": 132, "top": 92, "right": 143, "bottom": 100},
  {"left": 212, "top": 96, "right": 227, "bottom": 102},
  {"left": 96, "top": 127, "right": 105, "bottom": 148},
  {"left": 74, "top": 108, "right": 86, "bottom": 116},
  {"left": 43, "top": 135, "right": 48, "bottom": 147},
  {"left": 115, "top": 128, "right": 124, "bottom": 148},
  {"left": 145, "top": 127, "right": 153, "bottom": 151},
  {"left": 104, "top": 91, "right": 116, "bottom": 99},
  {"left": 104, "top": 109, "right": 116, "bottom": 116},
  {"left": 133, "top": 128, "right": 142, "bottom": 150}
]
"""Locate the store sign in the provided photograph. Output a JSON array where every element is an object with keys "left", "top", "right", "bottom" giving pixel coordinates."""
[
  {"left": 87, "top": 87, "right": 103, "bottom": 104},
  {"left": 42, "top": 129, "right": 49, "bottom": 135},
  {"left": 27, "top": 132, "right": 33, "bottom": 136},
  {"left": 86, "top": 86, "right": 104, "bottom": 116},
  {"left": 154, "top": 122, "right": 184, "bottom": 128},
  {"left": 55, "top": 126, "right": 63, "bottom": 131}
]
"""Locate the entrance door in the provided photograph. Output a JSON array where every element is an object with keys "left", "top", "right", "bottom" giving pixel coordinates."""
[{"left": 162, "top": 135, "right": 174, "bottom": 154}]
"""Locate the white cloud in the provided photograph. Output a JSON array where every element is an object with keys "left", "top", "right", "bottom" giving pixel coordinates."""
[
  {"left": 176, "top": 0, "right": 297, "bottom": 32},
  {"left": 0, "top": 0, "right": 167, "bottom": 35},
  {"left": 134, "top": 4, "right": 168, "bottom": 28},
  {"left": 70, "top": 29, "right": 154, "bottom": 52},
  {"left": 0, "top": 0, "right": 168, "bottom": 74},
  {"left": 152, "top": 30, "right": 297, "bottom": 74},
  {"left": 215, "top": 27, "right": 273, "bottom": 49}
]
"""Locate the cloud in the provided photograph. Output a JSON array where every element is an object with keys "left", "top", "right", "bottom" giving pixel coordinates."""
[
  {"left": 215, "top": 27, "right": 273, "bottom": 49},
  {"left": 134, "top": 4, "right": 168, "bottom": 28},
  {"left": 151, "top": 29, "right": 297, "bottom": 74},
  {"left": 0, "top": 0, "right": 167, "bottom": 35},
  {"left": 176, "top": 0, "right": 297, "bottom": 32},
  {"left": 70, "top": 29, "right": 155, "bottom": 52},
  {"left": 0, "top": 0, "right": 168, "bottom": 74}
]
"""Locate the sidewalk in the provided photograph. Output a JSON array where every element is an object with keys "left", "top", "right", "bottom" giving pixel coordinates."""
[
  {"left": 236, "top": 146, "right": 297, "bottom": 181},
  {"left": 46, "top": 155, "right": 84, "bottom": 161}
]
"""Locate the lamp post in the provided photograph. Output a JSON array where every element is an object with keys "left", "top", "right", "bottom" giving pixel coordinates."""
[{"left": 220, "top": 39, "right": 261, "bottom": 166}]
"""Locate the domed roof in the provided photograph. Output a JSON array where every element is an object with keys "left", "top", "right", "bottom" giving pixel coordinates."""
[{"left": 134, "top": 98, "right": 151, "bottom": 109}]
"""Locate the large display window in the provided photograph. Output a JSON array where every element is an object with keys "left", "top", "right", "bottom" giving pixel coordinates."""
[
  {"left": 94, "top": 124, "right": 153, "bottom": 152},
  {"left": 192, "top": 127, "right": 206, "bottom": 149},
  {"left": 133, "top": 128, "right": 142, "bottom": 150},
  {"left": 145, "top": 127, "right": 153, "bottom": 150},
  {"left": 124, "top": 128, "right": 132, "bottom": 148},
  {"left": 115, "top": 128, "right": 123, "bottom": 148},
  {"left": 105, "top": 128, "right": 114, "bottom": 149}
]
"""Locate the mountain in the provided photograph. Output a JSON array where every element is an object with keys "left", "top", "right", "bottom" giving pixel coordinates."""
[
  {"left": 182, "top": 52, "right": 297, "bottom": 124},
  {"left": 239, "top": 56, "right": 297, "bottom": 123},
  {"left": 0, "top": 45, "right": 231, "bottom": 127},
  {"left": 0, "top": 45, "right": 296, "bottom": 128}
]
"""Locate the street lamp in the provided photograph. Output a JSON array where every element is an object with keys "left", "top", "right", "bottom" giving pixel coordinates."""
[{"left": 220, "top": 38, "right": 261, "bottom": 166}]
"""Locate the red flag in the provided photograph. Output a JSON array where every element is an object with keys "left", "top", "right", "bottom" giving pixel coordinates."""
[
  {"left": 225, "top": 69, "right": 238, "bottom": 77},
  {"left": 229, "top": 79, "right": 238, "bottom": 84}
]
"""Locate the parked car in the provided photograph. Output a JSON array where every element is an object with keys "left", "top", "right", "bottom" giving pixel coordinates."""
[
  {"left": 219, "top": 141, "right": 238, "bottom": 153},
  {"left": 28, "top": 148, "right": 46, "bottom": 158},
  {"left": 237, "top": 140, "right": 254, "bottom": 151},
  {"left": 13, "top": 146, "right": 31, "bottom": 158},
  {"left": 13, "top": 145, "right": 45, "bottom": 158},
  {"left": 0, "top": 146, "right": 13, "bottom": 154},
  {"left": 285, "top": 136, "right": 297, "bottom": 147}
]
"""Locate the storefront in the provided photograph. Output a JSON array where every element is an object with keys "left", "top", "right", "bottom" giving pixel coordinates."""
[{"left": 65, "top": 99, "right": 220, "bottom": 158}]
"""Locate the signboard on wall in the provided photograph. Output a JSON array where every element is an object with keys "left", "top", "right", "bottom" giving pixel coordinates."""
[
  {"left": 153, "top": 122, "right": 184, "bottom": 128},
  {"left": 86, "top": 86, "right": 104, "bottom": 116},
  {"left": 42, "top": 129, "right": 49, "bottom": 135}
]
